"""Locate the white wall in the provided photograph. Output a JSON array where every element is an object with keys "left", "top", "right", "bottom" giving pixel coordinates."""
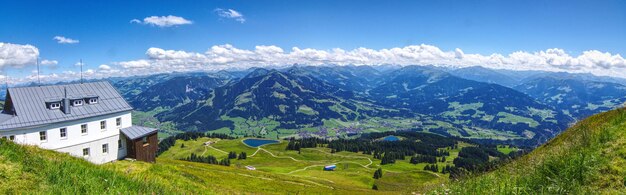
[{"left": 0, "top": 111, "right": 133, "bottom": 164}]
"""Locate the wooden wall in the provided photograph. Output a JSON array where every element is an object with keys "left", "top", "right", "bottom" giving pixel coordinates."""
[{"left": 126, "top": 132, "right": 158, "bottom": 162}]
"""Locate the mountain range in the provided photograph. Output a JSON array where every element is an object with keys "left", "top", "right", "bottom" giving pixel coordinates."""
[
  {"left": 2, "top": 65, "right": 621, "bottom": 146},
  {"left": 98, "top": 65, "right": 625, "bottom": 146}
]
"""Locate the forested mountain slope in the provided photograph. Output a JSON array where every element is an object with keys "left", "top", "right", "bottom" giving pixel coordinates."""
[{"left": 436, "top": 108, "right": 626, "bottom": 194}]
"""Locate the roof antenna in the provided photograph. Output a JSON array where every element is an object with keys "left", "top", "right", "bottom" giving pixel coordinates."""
[
  {"left": 37, "top": 57, "right": 41, "bottom": 86},
  {"left": 80, "top": 59, "right": 83, "bottom": 84}
]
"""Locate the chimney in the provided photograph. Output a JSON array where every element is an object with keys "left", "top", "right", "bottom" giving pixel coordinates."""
[{"left": 62, "top": 87, "right": 71, "bottom": 114}]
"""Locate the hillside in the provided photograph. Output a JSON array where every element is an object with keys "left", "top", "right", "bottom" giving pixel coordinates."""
[
  {"left": 515, "top": 77, "right": 626, "bottom": 119},
  {"left": 369, "top": 66, "right": 572, "bottom": 141},
  {"left": 0, "top": 140, "right": 174, "bottom": 194},
  {"left": 142, "top": 66, "right": 574, "bottom": 143},
  {"left": 449, "top": 66, "right": 520, "bottom": 87},
  {"left": 285, "top": 65, "right": 384, "bottom": 93},
  {"left": 156, "top": 69, "right": 410, "bottom": 134},
  {"left": 1, "top": 132, "right": 484, "bottom": 194},
  {"left": 436, "top": 108, "right": 626, "bottom": 194},
  {"left": 128, "top": 75, "right": 227, "bottom": 111},
  {"left": 0, "top": 138, "right": 371, "bottom": 194}
]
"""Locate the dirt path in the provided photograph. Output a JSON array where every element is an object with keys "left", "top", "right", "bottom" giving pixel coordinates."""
[
  {"left": 200, "top": 140, "right": 229, "bottom": 155},
  {"left": 256, "top": 148, "right": 302, "bottom": 161},
  {"left": 179, "top": 164, "right": 334, "bottom": 189},
  {"left": 207, "top": 145, "right": 228, "bottom": 154}
]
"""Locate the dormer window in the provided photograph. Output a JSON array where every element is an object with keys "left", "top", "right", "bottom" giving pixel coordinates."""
[
  {"left": 49, "top": 102, "right": 61, "bottom": 109},
  {"left": 73, "top": 100, "right": 83, "bottom": 106},
  {"left": 88, "top": 98, "right": 98, "bottom": 104}
]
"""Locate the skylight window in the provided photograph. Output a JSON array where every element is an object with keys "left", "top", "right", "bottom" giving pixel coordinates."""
[
  {"left": 88, "top": 98, "right": 98, "bottom": 104},
  {"left": 73, "top": 100, "right": 83, "bottom": 106},
  {"left": 50, "top": 102, "right": 61, "bottom": 109}
]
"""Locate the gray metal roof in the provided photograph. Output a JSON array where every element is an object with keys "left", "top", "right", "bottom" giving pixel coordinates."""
[
  {"left": 120, "top": 126, "right": 157, "bottom": 140},
  {"left": 0, "top": 81, "right": 133, "bottom": 130}
]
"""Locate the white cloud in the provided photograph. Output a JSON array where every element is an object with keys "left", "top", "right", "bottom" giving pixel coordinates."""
[
  {"left": 6, "top": 44, "right": 626, "bottom": 85},
  {"left": 40, "top": 60, "right": 58, "bottom": 66},
  {"left": 98, "top": 64, "right": 111, "bottom": 70},
  {"left": 118, "top": 59, "right": 150, "bottom": 69},
  {"left": 131, "top": 15, "right": 192, "bottom": 27},
  {"left": 53, "top": 36, "right": 79, "bottom": 44},
  {"left": 215, "top": 8, "right": 246, "bottom": 23},
  {"left": 0, "top": 42, "right": 39, "bottom": 69},
  {"left": 109, "top": 44, "right": 626, "bottom": 78}
]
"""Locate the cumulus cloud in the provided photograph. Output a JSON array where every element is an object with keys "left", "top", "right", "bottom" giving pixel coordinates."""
[
  {"left": 131, "top": 15, "right": 192, "bottom": 27},
  {"left": 98, "top": 64, "right": 111, "bottom": 70},
  {"left": 118, "top": 59, "right": 150, "bottom": 68},
  {"left": 40, "top": 60, "right": 58, "bottom": 66},
  {"left": 6, "top": 44, "right": 626, "bottom": 84},
  {"left": 109, "top": 44, "right": 626, "bottom": 78},
  {"left": 53, "top": 36, "right": 79, "bottom": 44},
  {"left": 215, "top": 8, "right": 245, "bottom": 23},
  {"left": 0, "top": 42, "right": 39, "bottom": 69}
]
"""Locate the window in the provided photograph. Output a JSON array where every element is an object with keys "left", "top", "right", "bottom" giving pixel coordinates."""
[
  {"left": 89, "top": 98, "right": 98, "bottom": 104},
  {"left": 100, "top": 121, "right": 106, "bottom": 130},
  {"left": 73, "top": 100, "right": 83, "bottom": 106},
  {"left": 39, "top": 131, "right": 47, "bottom": 141},
  {"left": 116, "top": 117, "right": 122, "bottom": 127},
  {"left": 60, "top": 128, "right": 67, "bottom": 138},
  {"left": 83, "top": 148, "right": 90, "bottom": 156},
  {"left": 142, "top": 136, "right": 148, "bottom": 144},
  {"left": 118, "top": 139, "right": 123, "bottom": 149},
  {"left": 9, "top": 135, "right": 14, "bottom": 141},
  {"left": 81, "top": 124, "right": 88, "bottom": 134},
  {"left": 102, "top": 144, "right": 108, "bottom": 154},
  {"left": 50, "top": 102, "right": 61, "bottom": 109}
]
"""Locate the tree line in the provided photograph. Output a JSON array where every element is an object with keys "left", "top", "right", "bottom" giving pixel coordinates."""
[
  {"left": 158, "top": 132, "right": 235, "bottom": 156},
  {"left": 180, "top": 153, "right": 231, "bottom": 166}
]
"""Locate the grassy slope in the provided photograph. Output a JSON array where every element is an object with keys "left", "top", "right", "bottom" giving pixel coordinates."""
[
  {"left": 0, "top": 140, "right": 174, "bottom": 194},
  {"left": 0, "top": 138, "right": 368, "bottom": 194},
  {"left": 154, "top": 137, "right": 454, "bottom": 193},
  {"left": 435, "top": 108, "right": 626, "bottom": 194}
]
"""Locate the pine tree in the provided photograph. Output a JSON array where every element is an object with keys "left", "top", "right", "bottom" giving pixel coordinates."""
[
  {"left": 228, "top": 151, "right": 237, "bottom": 159},
  {"left": 372, "top": 184, "right": 378, "bottom": 190},
  {"left": 238, "top": 152, "right": 247, "bottom": 160},
  {"left": 373, "top": 168, "right": 383, "bottom": 179},
  {"left": 180, "top": 143, "right": 185, "bottom": 148}
]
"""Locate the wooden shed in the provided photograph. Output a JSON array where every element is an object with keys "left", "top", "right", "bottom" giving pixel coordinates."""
[{"left": 120, "top": 126, "right": 158, "bottom": 162}]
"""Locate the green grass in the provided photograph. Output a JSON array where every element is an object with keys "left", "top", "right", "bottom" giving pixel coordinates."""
[
  {"left": 0, "top": 139, "right": 174, "bottom": 194},
  {"left": 496, "top": 145, "right": 519, "bottom": 155},
  {"left": 496, "top": 112, "right": 540, "bottom": 128},
  {"left": 433, "top": 108, "right": 626, "bottom": 194},
  {"left": 151, "top": 137, "right": 470, "bottom": 193}
]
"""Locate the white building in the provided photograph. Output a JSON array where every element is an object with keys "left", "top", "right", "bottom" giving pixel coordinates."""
[{"left": 0, "top": 81, "right": 157, "bottom": 164}]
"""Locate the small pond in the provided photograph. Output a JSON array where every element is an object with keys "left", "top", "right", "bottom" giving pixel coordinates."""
[
  {"left": 383, "top": 136, "right": 400, "bottom": 141},
  {"left": 243, "top": 138, "right": 279, "bottom": 147}
]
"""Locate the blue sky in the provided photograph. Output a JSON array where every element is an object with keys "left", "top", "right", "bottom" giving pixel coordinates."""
[{"left": 1, "top": 0, "right": 626, "bottom": 82}]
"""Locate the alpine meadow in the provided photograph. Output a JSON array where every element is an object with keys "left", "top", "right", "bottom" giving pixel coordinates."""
[{"left": 1, "top": 1, "right": 626, "bottom": 194}]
